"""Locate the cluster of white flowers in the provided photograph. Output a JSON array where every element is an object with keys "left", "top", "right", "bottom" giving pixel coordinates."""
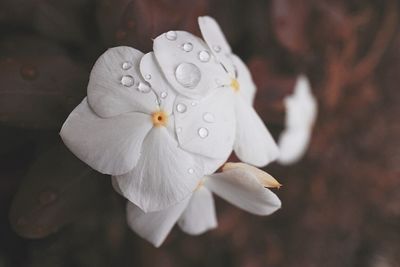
[{"left": 60, "top": 16, "right": 286, "bottom": 247}]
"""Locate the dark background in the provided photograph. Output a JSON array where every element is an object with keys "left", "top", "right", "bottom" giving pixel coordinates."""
[{"left": 1, "top": 0, "right": 399, "bottom": 266}]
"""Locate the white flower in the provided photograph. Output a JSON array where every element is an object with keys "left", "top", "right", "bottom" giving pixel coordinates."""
[
  {"left": 278, "top": 75, "right": 317, "bottom": 165},
  {"left": 60, "top": 38, "right": 238, "bottom": 212},
  {"left": 198, "top": 16, "right": 280, "bottom": 167},
  {"left": 124, "top": 162, "right": 282, "bottom": 247}
]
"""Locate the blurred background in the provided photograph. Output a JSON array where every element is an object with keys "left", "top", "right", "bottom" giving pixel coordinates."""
[{"left": 1, "top": 0, "right": 399, "bottom": 266}]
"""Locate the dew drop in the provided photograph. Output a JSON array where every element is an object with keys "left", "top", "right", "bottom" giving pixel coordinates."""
[
  {"left": 121, "top": 75, "right": 134, "bottom": 87},
  {"left": 188, "top": 168, "right": 194, "bottom": 174},
  {"left": 137, "top": 82, "right": 151, "bottom": 93},
  {"left": 160, "top": 91, "right": 168, "bottom": 98},
  {"left": 145, "top": 74, "right": 152, "bottom": 80},
  {"left": 176, "top": 103, "right": 187, "bottom": 113},
  {"left": 198, "top": 50, "right": 210, "bottom": 62},
  {"left": 191, "top": 101, "right": 197, "bottom": 106},
  {"left": 177, "top": 127, "right": 182, "bottom": 133},
  {"left": 181, "top": 42, "right": 193, "bottom": 52},
  {"left": 203, "top": 112, "right": 215, "bottom": 123},
  {"left": 165, "top": 31, "right": 177, "bottom": 40},
  {"left": 175, "top": 62, "right": 201, "bottom": 88},
  {"left": 198, "top": 127, "right": 209, "bottom": 138},
  {"left": 213, "top": 45, "right": 221, "bottom": 53},
  {"left": 121, "top": 61, "right": 132, "bottom": 70}
]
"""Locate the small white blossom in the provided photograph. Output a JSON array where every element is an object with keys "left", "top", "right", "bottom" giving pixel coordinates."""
[
  {"left": 124, "top": 162, "right": 282, "bottom": 247},
  {"left": 278, "top": 75, "right": 318, "bottom": 165},
  {"left": 60, "top": 40, "right": 236, "bottom": 212},
  {"left": 198, "top": 16, "right": 280, "bottom": 167}
]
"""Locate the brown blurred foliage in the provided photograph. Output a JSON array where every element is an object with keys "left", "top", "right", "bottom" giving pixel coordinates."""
[{"left": 0, "top": 0, "right": 399, "bottom": 266}]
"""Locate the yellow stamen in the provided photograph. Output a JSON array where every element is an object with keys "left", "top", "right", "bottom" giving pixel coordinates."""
[
  {"left": 151, "top": 110, "right": 168, "bottom": 127},
  {"left": 230, "top": 78, "right": 240, "bottom": 92},
  {"left": 223, "top": 162, "right": 282, "bottom": 189}
]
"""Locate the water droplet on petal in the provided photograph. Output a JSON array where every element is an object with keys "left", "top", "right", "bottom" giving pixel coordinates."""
[
  {"left": 188, "top": 168, "right": 194, "bottom": 174},
  {"left": 122, "top": 61, "right": 132, "bottom": 70},
  {"left": 160, "top": 91, "right": 168, "bottom": 98},
  {"left": 137, "top": 82, "right": 151, "bottom": 93},
  {"left": 198, "top": 50, "right": 210, "bottom": 62},
  {"left": 165, "top": 31, "right": 177, "bottom": 40},
  {"left": 181, "top": 42, "right": 193, "bottom": 52},
  {"left": 175, "top": 62, "right": 201, "bottom": 88},
  {"left": 191, "top": 102, "right": 197, "bottom": 106},
  {"left": 203, "top": 112, "right": 215, "bottom": 123},
  {"left": 176, "top": 103, "right": 187, "bottom": 113},
  {"left": 145, "top": 74, "right": 151, "bottom": 80},
  {"left": 121, "top": 75, "right": 134, "bottom": 87},
  {"left": 213, "top": 45, "right": 221, "bottom": 53},
  {"left": 198, "top": 127, "right": 209, "bottom": 138},
  {"left": 215, "top": 78, "right": 223, "bottom": 86},
  {"left": 177, "top": 127, "right": 182, "bottom": 133}
]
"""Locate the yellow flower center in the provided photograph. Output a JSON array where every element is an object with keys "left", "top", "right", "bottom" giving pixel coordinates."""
[
  {"left": 230, "top": 78, "right": 240, "bottom": 92},
  {"left": 151, "top": 110, "right": 168, "bottom": 127}
]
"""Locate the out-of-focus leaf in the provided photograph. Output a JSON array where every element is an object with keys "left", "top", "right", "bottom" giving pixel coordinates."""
[
  {"left": 270, "top": 0, "right": 310, "bottom": 55},
  {"left": 0, "top": 0, "right": 97, "bottom": 46},
  {"left": 9, "top": 140, "right": 109, "bottom": 239},
  {"left": 96, "top": 0, "right": 209, "bottom": 51},
  {"left": 248, "top": 56, "right": 296, "bottom": 126},
  {"left": 0, "top": 35, "right": 88, "bottom": 129}
]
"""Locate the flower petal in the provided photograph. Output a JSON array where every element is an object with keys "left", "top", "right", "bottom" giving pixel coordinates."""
[
  {"left": 60, "top": 98, "right": 152, "bottom": 175},
  {"left": 278, "top": 75, "right": 317, "bottom": 165},
  {"left": 87, "top": 46, "right": 158, "bottom": 118},
  {"left": 174, "top": 87, "right": 236, "bottom": 160},
  {"left": 285, "top": 75, "right": 317, "bottom": 129},
  {"left": 278, "top": 128, "right": 312, "bottom": 165},
  {"left": 114, "top": 127, "right": 203, "bottom": 212},
  {"left": 205, "top": 168, "right": 281, "bottom": 216},
  {"left": 231, "top": 54, "right": 256, "bottom": 104},
  {"left": 198, "top": 16, "right": 235, "bottom": 76},
  {"left": 140, "top": 52, "right": 177, "bottom": 115},
  {"left": 126, "top": 197, "right": 190, "bottom": 247},
  {"left": 153, "top": 31, "right": 230, "bottom": 99},
  {"left": 233, "top": 96, "right": 280, "bottom": 167},
  {"left": 223, "top": 162, "right": 282, "bottom": 189},
  {"left": 178, "top": 186, "right": 217, "bottom": 235}
]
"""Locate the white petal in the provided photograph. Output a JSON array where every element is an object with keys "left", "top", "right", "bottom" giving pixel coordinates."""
[
  {"left": 231, "top": 54, "right": 256, "bottom": 105},
  {"left": 205, "top": 169, "right": 281, "bottom": 216},
  {"left": 114, "top": 127, "right": 203, "bottom": 212},
  {"left": 153, "top": 31, "right": 230, "bottom": 99},
  {"left": 278, "top": 75, "right": 317, "bottom": 165},
  {"left": 278, "top": 128, "right": 312, "bottom": 165},
  {"left": 198, "top": 16, "right": 235, "bottom": 76},
  {"left": 285, "top": 75, "right": 317, "bottom": 128},
  {"left": 178, "top": 186, "right": 217, "bottom": 235},
  {"left": 140, "top": 52, "right": 177, "bottom": 115},
  {"left": 126, "top": 197, "right": 190, "bottom": 247},
  {"left": 233, "top": 96, "right": 280, "bottom": 167},
  {"left": 87, "top": 46, "right": 158, "bottom": 117},
  {"left": 60, "top": 98, "right": 152, "bottom": 175},
  {"left": 174, "top": 87, "right": 236, "bottom": 160}
]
